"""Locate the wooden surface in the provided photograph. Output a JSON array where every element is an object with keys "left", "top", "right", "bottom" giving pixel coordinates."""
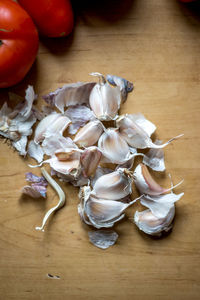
[{"left": 0, "top": 0, "right": 200, "bottom": 299}]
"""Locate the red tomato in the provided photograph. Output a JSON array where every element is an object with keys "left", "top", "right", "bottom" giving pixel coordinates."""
[
  {"left": 18, "top": 0, "right": 74, "bottom": 37},
  {"left": 0, "top": 0, "right": 39, "bottom": 88}
]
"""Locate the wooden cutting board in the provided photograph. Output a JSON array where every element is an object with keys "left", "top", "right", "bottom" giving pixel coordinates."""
[{"left": 0, "top": 0, "right": 200, "bottom": 299}]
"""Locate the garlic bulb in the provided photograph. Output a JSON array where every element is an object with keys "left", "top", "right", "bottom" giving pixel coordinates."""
[
  {"left": 74, "top": 120, "right": 103, "bottom": 148},
  {"left": 133, "top": 164, "right": 183, "bottom": 196},
  {"left": 91, "top": 168, "right": 133, "bottom": 200},
  {"left": 98, "top": 128, "right": 132, "bottom": 164},
  {"left": 117, "top": 114, "right": 183, "bottom": 149},
  {"left": 134, "top": 206, "right": 175, "bottom": 236},
  {"left": 89, "top": 73, "right": 121, "bottom": 121},
  {"left": 34, "top": 113, "right": 71, "bottom": 144}
]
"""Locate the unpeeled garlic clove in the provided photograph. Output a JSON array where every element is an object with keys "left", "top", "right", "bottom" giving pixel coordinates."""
[
  {"left": 89, "top": 73, "right": 121, "bottom": 121},
  {"left": 74, "top": 120, "right": 103, "bottom": 148},
  {"left": 134, "top": 206, "right": 175, "bottom": 236},
  {"left": 34, "top": 113, "right": 71, "bottom": 144},
  {"left": 80, "top": 146, "right": 102, "bottom": 177},
  {"left": 98, "top": 128, "right": 131, "bottom": 164},
  {"left": 134, "top": 164, "right": 183, "bottom": 196},
  {"left": 106, "top": 74, "right": 133, "bottom": 103},
  {"left": 91, "top": 168, "right": 133, "bottom": 200},
  {"left": 117, "top": 114, "right": 183, "bottom": 149}
]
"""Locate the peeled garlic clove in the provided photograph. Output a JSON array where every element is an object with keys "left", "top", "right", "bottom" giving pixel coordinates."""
[
  {"left": 34, "top": 113, "right": 71, "bottom": 144},
  {"left": 140, "top": 192, "right": 184, "bottom": 219},
  {"left": 88, "top": 230, "right": 118, "bottom": 249},
  {"left": 134, "top": 206, "right": 175, "bottom": 236},
  {"left": 106, "top": 74, "right": 133, "bottom": 103},
  {"left": 89, "top": 73, "right": 121, "bottom": 121},
  {"left": 74, "top": 120, "right": 103, "bottom": 148},
  {"left": 81, "top": 146, "right": 102, "bottom": 177},
  {"left": 91, "top": 168, "right": 133, "bottom": 200},
  {"left": 98, "top": 128, "right": 131, "bottom": 164},
  {"left": 43, "top": 82, "right": 96, "bottom": 113}
]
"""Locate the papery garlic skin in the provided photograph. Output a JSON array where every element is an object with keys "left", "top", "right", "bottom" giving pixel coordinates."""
[
  {"left": 89, "top": 73, "right": 121, "bottom": 121},
  {"left": 34, "top": 113, "right": 71, "bottom": 144},
  {"left": 91, "top": 168, "right": 133, "bottom": 200},
  {"left": 98, "top": 128, "right": 131, "bottom": 164},
  {"left": 88, "top": 230, "right": 118, "bottom": 249},
  {"left": 74, "top": 120, "right": 103, "bottom": 148},
  {"left": 134, "top": 206, "right": 175, "bottom": 236}
]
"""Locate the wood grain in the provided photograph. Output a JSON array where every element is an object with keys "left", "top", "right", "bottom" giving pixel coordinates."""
[{"left": 0, "top": 0, "right": 200, "bottom": 299}]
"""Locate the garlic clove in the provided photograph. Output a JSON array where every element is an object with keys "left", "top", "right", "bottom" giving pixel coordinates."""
[
  {"left": 90, "top": 166, "right": 113, "bottom": 188},
  {"left": 42, "top": 133, "right": 77, "bottom": 156},
  {"left": 106, "top": 74, "right": 133, "bottom": 103},
  {"left": 34, "top": 113, "right": 71, "bottom": 144},
  {"left": 91, "top": 168, "right": 133, "bottom": 200},
  {"left": 117, "top": 114, "right": 183, "bottom": 149},
  {"left": 134, "top": 206, "right": 175, "bottom": 236},
  {"left": 89, "top": 73, "right": 121, "bottom": 121},
  {"left": 142, "top": 140, "right": 165, "bottom": 171},
  {"left": 80, "top": 146, "right": 102, "bottom": 177},
  {"left": 134, "top": 164, "right": 183, "bottom": 196},
  {"left": 74, "top": 120, "right": 103, "bottom": 148},
  {"left": 98, "top": 128, "right": 131, "bottom": 164},
  {"left": 88, "top": 230, "right": 118, "bottom": 249},
  {"left": 43, "top": 82, "right": 96, "bottom": 113},
  {"left": 140, "top": 192, "right": 184, "bottom": 219}
]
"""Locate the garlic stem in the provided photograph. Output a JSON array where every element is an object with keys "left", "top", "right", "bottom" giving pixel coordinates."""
[{"left": 35, "top": 167, "right": 66, "bottom": 231}]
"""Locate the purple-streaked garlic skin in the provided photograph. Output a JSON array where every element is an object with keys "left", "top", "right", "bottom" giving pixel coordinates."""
[{"left": 74, "top": 120, "right": 104, "bottom": 148}]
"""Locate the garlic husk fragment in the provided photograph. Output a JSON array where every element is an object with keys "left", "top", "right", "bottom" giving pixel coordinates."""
[
  {"left": 22, "top": 172, "right": 48, "bottom": 198},
  {"left": 91, "top": 168, "right": 133, "bottom": 200},
  {"left": 89, "top": 73, "right": 121, "bottom": 121},
  {"left": 65, "top": 105, "right": 96, "bottom": 135},
  {"left": 81, "top": 146, "right": 102, "bottom": 177},
  {"left": 34, "top": 113, "right": 71, "bottom": 144},
  {"left": 42, "top": 133, "right": 77, "bottom": 156},
  {"left": 98, "top": 128, "right": 132, "bottom": 164},
  {"left": 106, "top": 74, "right": 133, "bottom": 103},
  {"left": 88, "top": 230, "right": 118, "bottom": 249},
  {"left": 117, "top": 114, "right": 183, "bottom": 149},
  {"left": 140, "top": 192, "right": 184, "bottom": 219},
  {"left": 36, "top": 168, "right": 66, "bottom": 231},
  {"left": 142, "top": 141, "right": 165, "bottom": 171},
  {"left": 134, "top": 164, "right": 183, "bottom": 196},
  {"left": 22, "top": 185, "right": 46, "bottom": 198},
  {"left": 74, "top": 120, "right": 104, "bottom": 148},
  {"left": 28, "top": 141, "right": 44, "bottom": 163},
  {"left": 43, "top": 82, "right": 96, "bottom": 113},
  {"left": 134, "top": 206, "right": 175, "bottom": 236},
  {"left": 0, "top": 86, "right": 37, "bottom": 155}
]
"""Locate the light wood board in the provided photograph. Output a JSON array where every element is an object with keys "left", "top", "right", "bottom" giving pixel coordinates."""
[{"left": 0, "top": 0, "right": 200, "bottom": 299}]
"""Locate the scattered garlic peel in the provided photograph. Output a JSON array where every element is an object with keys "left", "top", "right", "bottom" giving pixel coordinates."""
[
  {"left": 35, "top": 167, "right": 66, "bottom": 231},
  {"left": 88, "top": 230, "right": 118, "bottom": 249}
]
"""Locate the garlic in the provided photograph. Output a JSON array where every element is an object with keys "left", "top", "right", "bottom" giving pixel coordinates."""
[
  {"left": 44, "top": 148, "right": 82, "bottom": 179},
  {"left": 42, "top": 133, "right": 77, "bottom": 156},
  {"left": 88, "top": 230, "right": 118, "bottom": 249},
  {"left": 142, "top": 140, "right": 165, "bottom": 171},
  {"left": 89, "top": 73, "right": 121, "bottom": 121},
  {"left": 91, "top": 168, "right": 133, "bottom": 200},
  {"left": 134, "top": 164, "right": 183, "bottom": 195},
  {"left": 65, "top": 105, "right": 96, "bottom": 135},
  {"left": 74, "top": 120, "right": 103, "bottom": 148},
  {"left": 36, "top": 168, "right": 66, "bottom": 231},
  {"left": 34, "top": 113, "right": 71, "bottom": 144},
  {"left": 43, "top": 82, "right": 96, "bottom": 113},
  {"left": 27, "top": 140, "right": 44, "bottom": 163},
  {"left": 22, "top": 172, "right": 48, "bottom": 198},
  {"left": 98, "top": 128, "right": 132, "bottom": 164},
  {"left": 80, "top": 146, "right": 102, "bottom": 177},
  {"left": 117, "top": 114, "right": 183, "bottom": 149},
  {"left": 134, "top": 206, "right": 175, "bottom": 236},
  {"left": 106, "top": 74, "right": 133, "bottom": 103}
]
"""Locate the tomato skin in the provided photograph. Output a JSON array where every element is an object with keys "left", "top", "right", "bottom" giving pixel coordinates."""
[
  {"left": 18, "top": 0, "right": 74, "bottom": 37},
  {"left": 0, "top": 0, "right": 39, "bottom": 88}
]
